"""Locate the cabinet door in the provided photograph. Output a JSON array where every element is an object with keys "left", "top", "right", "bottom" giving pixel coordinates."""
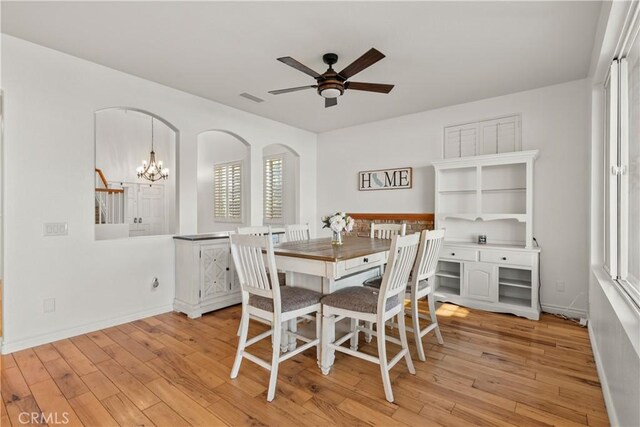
[
  {"left": 463, "top": 262, "right": 497, "bottom": 302},
  {"left": 200, "top": 244, "right": 229, "bottom": 302}
]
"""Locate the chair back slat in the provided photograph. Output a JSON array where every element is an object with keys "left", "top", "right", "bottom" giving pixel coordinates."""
[
  {"left": 285, "top": 223, "right": 310, "bottom": 242},
  {"left": 377, "top": 233, "right": 420, "bottom": 312},
  {"left": 370, "top": 223, "right": 407, "bottom": 239},
  {"left": 413, "top": 229, "right": 446, "bottom": 283},
  {"left": 230, "top": 234, "right": 281, "bottom": 303}
]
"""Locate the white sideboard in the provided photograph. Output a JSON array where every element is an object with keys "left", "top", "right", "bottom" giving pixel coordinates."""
[
  {"left": 432, "top": 150, "right": 541, "bottom": 319},
  {"left": 173, "top": 231, "right": 284, "bottom": 318},
  {"left": 434, "top": 242, "right": 540, "bottom": 320},
  {"left": 174, "top": 235, "right": 240, "bottom": 318}
]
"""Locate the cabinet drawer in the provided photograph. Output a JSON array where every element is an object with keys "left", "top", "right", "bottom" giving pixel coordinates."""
[
  {"left": 480, "top": 250, "right": 533, "bottom": 266},
  {"left": 440, "top": 247, "right": 478, "bottom": 262},
  {"left": 344, "top": 252, "right": 385, "bottom": 271}
]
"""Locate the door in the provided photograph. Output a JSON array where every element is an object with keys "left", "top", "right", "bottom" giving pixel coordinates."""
[
  {"left": 122, "top": 184, "right": 143, "bottom": 237},
  {"left": 200, "top": 244, "right": 230, "bottom": 303},
  {"left": 138, "top": 184, "right": 164, "bottom": 236},
  {"left": 463, "top": 262, "right": 497, "bottom": 302}
]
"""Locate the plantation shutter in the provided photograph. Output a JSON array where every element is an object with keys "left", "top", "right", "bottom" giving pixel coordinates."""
[
  {"left": 213, "top": 161, "right": 242, "bottom": 220},
  {"left": 264, "top": 156, "right": 284, "bottom": 220}
]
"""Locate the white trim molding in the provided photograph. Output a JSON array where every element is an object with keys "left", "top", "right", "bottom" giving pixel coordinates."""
[{"left": 1, "top": 304, "right": 173, "bottom": 354}]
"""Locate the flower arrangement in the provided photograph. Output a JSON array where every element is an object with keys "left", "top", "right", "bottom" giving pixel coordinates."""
[{"left": 322, "top": 212, "right": 355, "bottom": 245}]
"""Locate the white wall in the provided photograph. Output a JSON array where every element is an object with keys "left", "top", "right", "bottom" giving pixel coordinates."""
[
  {"left": 317, "top": 79, "right": 590, "bottom": 315},
  {"left": 197, "top": 131, "right": 249, "bottom": 233},
  {"left": 96, "top": 108, "right": 177, "bottom": 235},
  {"left": 1, "top": 35, "right": 317, "bottom": 352}
]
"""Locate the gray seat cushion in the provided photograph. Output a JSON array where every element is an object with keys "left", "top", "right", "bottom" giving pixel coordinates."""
[
  {"left": 364, "top": 276, "right": 429, "bottom": 293},
  {"left": 320, "top": 286, "right": 400, "bottom": 314},
  {"left": 249, "top": 286, "right": 322, "bottom": 313}
]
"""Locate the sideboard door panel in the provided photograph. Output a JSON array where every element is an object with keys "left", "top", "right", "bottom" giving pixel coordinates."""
[
  {"left": 463, "top": 262, "right": 497, "bottom": 302},
  {"left": 201, "top": 244, "right": 229, "bottom": 302}
]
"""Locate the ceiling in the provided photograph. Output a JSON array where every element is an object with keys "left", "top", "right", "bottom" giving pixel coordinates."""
[{"left": 2, "top": 1, "right": 602, "bottom": 133}]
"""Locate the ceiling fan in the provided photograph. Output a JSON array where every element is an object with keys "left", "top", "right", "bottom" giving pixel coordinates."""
[{"left": 269, "top": 48, "right": 394, "bottom": 108}]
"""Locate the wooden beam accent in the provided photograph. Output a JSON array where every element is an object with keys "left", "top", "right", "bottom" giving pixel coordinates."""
[
  {"left": 349, "top": 212, "right": 434, "bottom": 222},
  {"left": 95, "top": 188, "right": 124, "bottom": 194}
]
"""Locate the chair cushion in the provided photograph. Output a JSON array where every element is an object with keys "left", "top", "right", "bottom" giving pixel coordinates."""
[
  {"left": 249, "top": 286, "right": 322, "bottom": 313},
  {"left": 320, "top": 286, "right": 400, "bottom": 314},
  {"left": 363, "top": 276, "right": 429, "bottom": 293}
]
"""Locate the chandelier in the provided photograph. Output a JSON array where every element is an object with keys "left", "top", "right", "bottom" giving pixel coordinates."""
[{"left": 136, "top": 117, "right": 169, "bottom": 182}]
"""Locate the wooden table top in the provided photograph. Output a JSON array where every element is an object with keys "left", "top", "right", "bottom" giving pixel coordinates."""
[{"left": 273, "top": 236, "right": 391, "bottom": 262}]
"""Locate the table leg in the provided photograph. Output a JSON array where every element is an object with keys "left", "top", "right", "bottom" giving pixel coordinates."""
[
  {"left": 287, "top": 318, "right": 297, "bottom": 351},
  {"left": 321, "top": 312, "right": 335, "bottom": 375}
]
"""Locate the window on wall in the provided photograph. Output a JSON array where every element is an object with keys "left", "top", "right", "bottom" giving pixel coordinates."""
[
  {"left": 264, "top": 156, "right": 284, "bottom": 223},
  {"left": 603, "top": 14, "right": 640, "bottom": 306},
  {"left": 214, "top": 161, "right": 242, "bottom": 221}
]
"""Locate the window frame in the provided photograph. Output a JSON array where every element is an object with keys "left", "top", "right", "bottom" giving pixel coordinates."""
[
  {"left": 263, "top": 154, "right": 285, "bottom": 224},
  {"left": 603, "top": 7, "right": 640, "bottom": 307},
  {"left": 213, "top": 160, "right": 243, "bottom": 223}
]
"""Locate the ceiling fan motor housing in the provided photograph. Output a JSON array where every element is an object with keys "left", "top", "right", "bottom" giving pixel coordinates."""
[{"left": 319, "top": 53, "right": 344, "bottom": 98}]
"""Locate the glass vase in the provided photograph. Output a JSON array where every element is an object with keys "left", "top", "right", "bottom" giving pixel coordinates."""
[{"left": 331, "top": 231, "right": 343, "bottom": 245}]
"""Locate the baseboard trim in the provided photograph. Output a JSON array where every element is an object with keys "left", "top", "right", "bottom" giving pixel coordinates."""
[
  {"left": 541, "top": 303, "right": 587, "bottom": 319},
  {"left": 1, "top": 304, "right": 174, "bottom": 354},
  {"left": 589, "top": 325, "right": 617, "bottom": 427}
]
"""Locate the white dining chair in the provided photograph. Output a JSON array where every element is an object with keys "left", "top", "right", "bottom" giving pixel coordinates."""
[
  {"left": 320, "top": 233, "right": 419, "bottom": 402},
  {"left": 364, "top": 222, "right": 407, "bottom": 340},
  {"left": 370, "top": 223, "right": 406, "bottom": 239},
  {"left": 366, "top": 229, "right": 445, "bottom": 361},
  {"left": 285, "top": 223, "right": 311, "bottom": 242},
  {"left": 229, "top": 234, "right": 322, "bottom": 402}
]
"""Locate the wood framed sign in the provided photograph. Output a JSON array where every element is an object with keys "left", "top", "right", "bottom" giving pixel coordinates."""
[{"left": 358, "top": 167, "right": 412, "bottom": 191}]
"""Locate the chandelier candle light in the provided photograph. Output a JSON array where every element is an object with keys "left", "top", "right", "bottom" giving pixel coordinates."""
[
  {"left": 136, "top": 117, "right": 169, "bottom": 182},
  {"left": 322, "top": 212, "right": 355, "bottom": 245}
]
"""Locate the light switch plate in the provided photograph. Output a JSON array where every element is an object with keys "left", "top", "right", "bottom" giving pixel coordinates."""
[{"left": 43, "top": 222, "right": 68, "bottom": 236}]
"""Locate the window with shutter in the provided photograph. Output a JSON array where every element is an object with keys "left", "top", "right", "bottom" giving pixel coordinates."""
[
  {"left": 443, "top": 114, "right": 521, "bottom": 159},
  {"left": 213, "top": 161, "right": 242, "bottom": 221},
  {"left": 264, "top": 156, "right": 284, "bottom": 222}
]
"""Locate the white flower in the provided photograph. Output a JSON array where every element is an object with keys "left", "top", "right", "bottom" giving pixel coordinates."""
[
  {"left": 330, "top": 218, "right": 346, "bottom": 233},
  {"left": 329, "top": 214, "right": 341, "bottom": 224},
  {"left": 345, "top": 217, "right": 355, "bottom": 232},
  {"left": 338, "top": 212, "right": 346, "bottom": 218}
]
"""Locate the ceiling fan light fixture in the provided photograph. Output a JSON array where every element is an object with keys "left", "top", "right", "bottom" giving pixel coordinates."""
[{"left": 320, "top": 87, "right": 342, "bottom": 98}]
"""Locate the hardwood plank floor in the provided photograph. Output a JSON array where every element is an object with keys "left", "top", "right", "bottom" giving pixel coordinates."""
[{"left": 0, "top": 303, "right": 609, "bottom": 426}]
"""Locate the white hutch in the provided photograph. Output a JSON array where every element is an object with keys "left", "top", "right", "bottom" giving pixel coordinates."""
[{"left": 432, "top": 150, "right": 541, "bottom": 320}]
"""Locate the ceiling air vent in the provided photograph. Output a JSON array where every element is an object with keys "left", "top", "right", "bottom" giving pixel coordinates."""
[{"left": 239, "top": 92, "right": 264, "bottom": 103}]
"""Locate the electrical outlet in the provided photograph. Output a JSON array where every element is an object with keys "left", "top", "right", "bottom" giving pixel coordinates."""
[
  {"left": 152, "top": 277, "right": 160, "bottom": 290},
  {"left": 43, "top": 222, "right": 68, "bottom": 236},
  {"left": 43, "top": 298, "right": 55, "bottom": 313},
  {"left": 556, "top": 281, "right": 565, "bottom": 292}
]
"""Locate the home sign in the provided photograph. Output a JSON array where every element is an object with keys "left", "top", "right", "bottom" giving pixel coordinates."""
[{"left": 359, "top": 167, "right": 412, "bottom": 191}]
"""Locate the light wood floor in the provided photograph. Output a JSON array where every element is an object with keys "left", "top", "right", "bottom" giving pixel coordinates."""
[{"left": 1, "top": 302, "right": 609, "bottom": 426}]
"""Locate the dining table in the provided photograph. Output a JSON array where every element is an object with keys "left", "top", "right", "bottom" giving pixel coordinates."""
[{"left": 273, "top": 235, "right": 392, "bottom": 370}]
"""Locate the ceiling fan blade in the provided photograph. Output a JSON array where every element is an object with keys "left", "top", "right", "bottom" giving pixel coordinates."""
[
  {"left": 345, "top": 82, "right": 394, "bottom": 94},
  {"left": 268, "top": 85, "right": 317, "bottom": 95},
  {"left": 277, "top": 57, "right": 322, "bottom": 78},
  {"left": 325, "top": 97, "right": 338, "bottom": 108},
  {"left": 338, "top": 48, "right": 386, "bottom": 80}
]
